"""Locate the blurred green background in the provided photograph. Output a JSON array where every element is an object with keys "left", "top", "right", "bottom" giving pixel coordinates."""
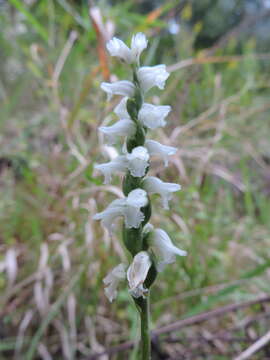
[{"left": 1, "top": 0, "right": 270, "bottom": 359}]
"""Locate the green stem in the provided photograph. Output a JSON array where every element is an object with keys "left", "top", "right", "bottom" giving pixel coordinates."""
[{"left": 140, "top": 295, "right": 151, "bottom": 360}]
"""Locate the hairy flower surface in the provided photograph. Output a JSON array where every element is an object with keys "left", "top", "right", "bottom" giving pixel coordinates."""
[
  {"left": 145, "top": 139, "right": 177, "bottom": 166},
  {"left": 99, "top": 119, "right": 136, "bottom": 145},
  {"left": 142, "top": 176, "right": 181, "bottom": 209},
  {"left": 149, "top": 228, "right": 186, "bottom": 272},
  {"left": 101, "top": 80, "right": 135, "bottom": 100},
  {"left": 103, "top": 263, "right": 127, "bottom": 302},
  {"left": 127, "top": 251, "right": 151, "bottom": 298},
  {"left": 137, "top": 65, "right": 170, "bottom": 93}
]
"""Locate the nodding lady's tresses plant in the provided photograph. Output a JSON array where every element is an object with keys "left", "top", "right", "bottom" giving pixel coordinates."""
[{"left": 94, "top": 33, "right": 187, "bottom": 359}]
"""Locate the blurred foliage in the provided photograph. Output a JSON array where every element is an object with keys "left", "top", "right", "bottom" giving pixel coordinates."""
[{"left": 0, "top": 0, "right": 270, "bottom": 359}]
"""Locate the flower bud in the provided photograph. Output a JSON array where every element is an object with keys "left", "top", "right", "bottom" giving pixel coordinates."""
[
  {"left": 127, "top": 251, "right": 151, "bottom": 298},
  {"left": 106, "top": 37, "right": 133, "bottom": 63}
]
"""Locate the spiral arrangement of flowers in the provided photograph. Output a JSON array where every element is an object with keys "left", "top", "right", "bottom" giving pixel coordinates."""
[{"left": 94, "top": 32, "right": 187, "bottom": 359}]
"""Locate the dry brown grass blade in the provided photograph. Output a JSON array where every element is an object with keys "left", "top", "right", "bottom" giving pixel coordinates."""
[
  {"left": 87, "top": 295, "right": 270, "bottom": 359},
  {"left": 146, "top": 6, "right": 164, "bottom": 23},
  {"left": 89, "top": 6, "right": 110, "bottom": 81},
  {"left": 234, "top": 330, "right": 270, "bottom": 360}
]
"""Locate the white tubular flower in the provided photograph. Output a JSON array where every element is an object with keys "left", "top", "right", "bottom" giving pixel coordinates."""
[
  {"left": 114, "top": 97, "right": 130, "bottom": 119},
  {"left": 99, "top": 119, "right": 136, "bottom": 145},
  {"left": 95, "top": 156, "right": 128, "bottom": 184},
  {"left": 101, "top": 80, "right": 135, "bottom": 100},
  {"left": 125, "top": 189, "right": 148, "bottom": 228},
  {"left": 106, "top": 37, "right": 133, "bottom": 63},
  {"left": 149, "top": 228, "right": 187, "bottom": 272},
  {"left": 93, "top": 198, "right": 126, "bottom": 233},
  {"left": 93, "top": 189, "right": 148, "bottom": 232},
  {"left": 131, "top": 32, "right": 148, "bottom": 63},
  {"left": 145, "top": 139, "right": 177, "bottom": 166},
  {"left": 127, "top": 251, "right": 151, "bottom": 298},
  {"left": 126, "top": 188, "right": 148, "bottom": 208},
  {"left": 103, "top": 263, "right": 127, "bottom": 302},
  {"left": 106, "top": 33, "right": 147, "bottom": 64},
  {"left": 138, "top": 104, "right": 171, "bottom": 129},
  {"left": 142, "top": 176, "right": 181, "bottom": 209},
  {"left": 126, "top": 146, "right": 150, "bottom": 177},
  {"left": 137, "top": 65, "right": 170, "bottom": 93}
]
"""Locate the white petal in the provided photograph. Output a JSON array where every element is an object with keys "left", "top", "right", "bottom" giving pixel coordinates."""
[
  {"left": 131, "top": 33, "right": 148, "bottom": 63},
  {"left": 124, "top": 189, "right": 148, "bottom": 228},
  {"left": 138, "top": 104, "right": 171, "bottom": 129},
  {"left": 93, "top": 198, "right": 125, "bottom": 233},
  {"left": 137, "top": 65, "right": 170, "bottom": 93},
  {"left": 103, "top": 263, "right": 127, "bottom": 302},
  {"left": 126, "top": 188, "right": 148, "bottom": 208},
  {"left": 143, "top": 176, "right": 181, "bottom": 209},
  {"left": 127, "top": 251, "right": 151, "bottom": 294},
  {"left": 102, "top": 145, "right": 119, "bottom": 160},
  {"left": 99, "top": 119, "right": 136, "bottom": 145},
  {"left": 114, "top": 97, "right": 130, "bottom": 119},
  {"left": 126, "top": 146, "right": 150, "bottom": 177},
  {"left": 145, "top": 139, "right": 177, "bottom": 166},
  {"left": 95, "top": 156, "right": 128, "bottom": 184},
  {"left": 94, "top": 191, "right": 147, "bottom": 231},
  {"left": 106, "top": 37, "right": 133, "bottom": 63},
  {"left": 123, "top": 206, "right": 145, "bottom": 228},
  {"left": 101, "top": 81, "right": 135, "bottom": 100},
  {"left": 150, "top": 228, "right": 186, "bottom": 272}
]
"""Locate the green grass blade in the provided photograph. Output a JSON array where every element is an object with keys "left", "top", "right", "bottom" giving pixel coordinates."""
[
  {"left": 184, "top": 259, "right": 270, "bottom": 317},
  {"left": 9, "top": 0, "right": 49, "bottom": 43}
]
